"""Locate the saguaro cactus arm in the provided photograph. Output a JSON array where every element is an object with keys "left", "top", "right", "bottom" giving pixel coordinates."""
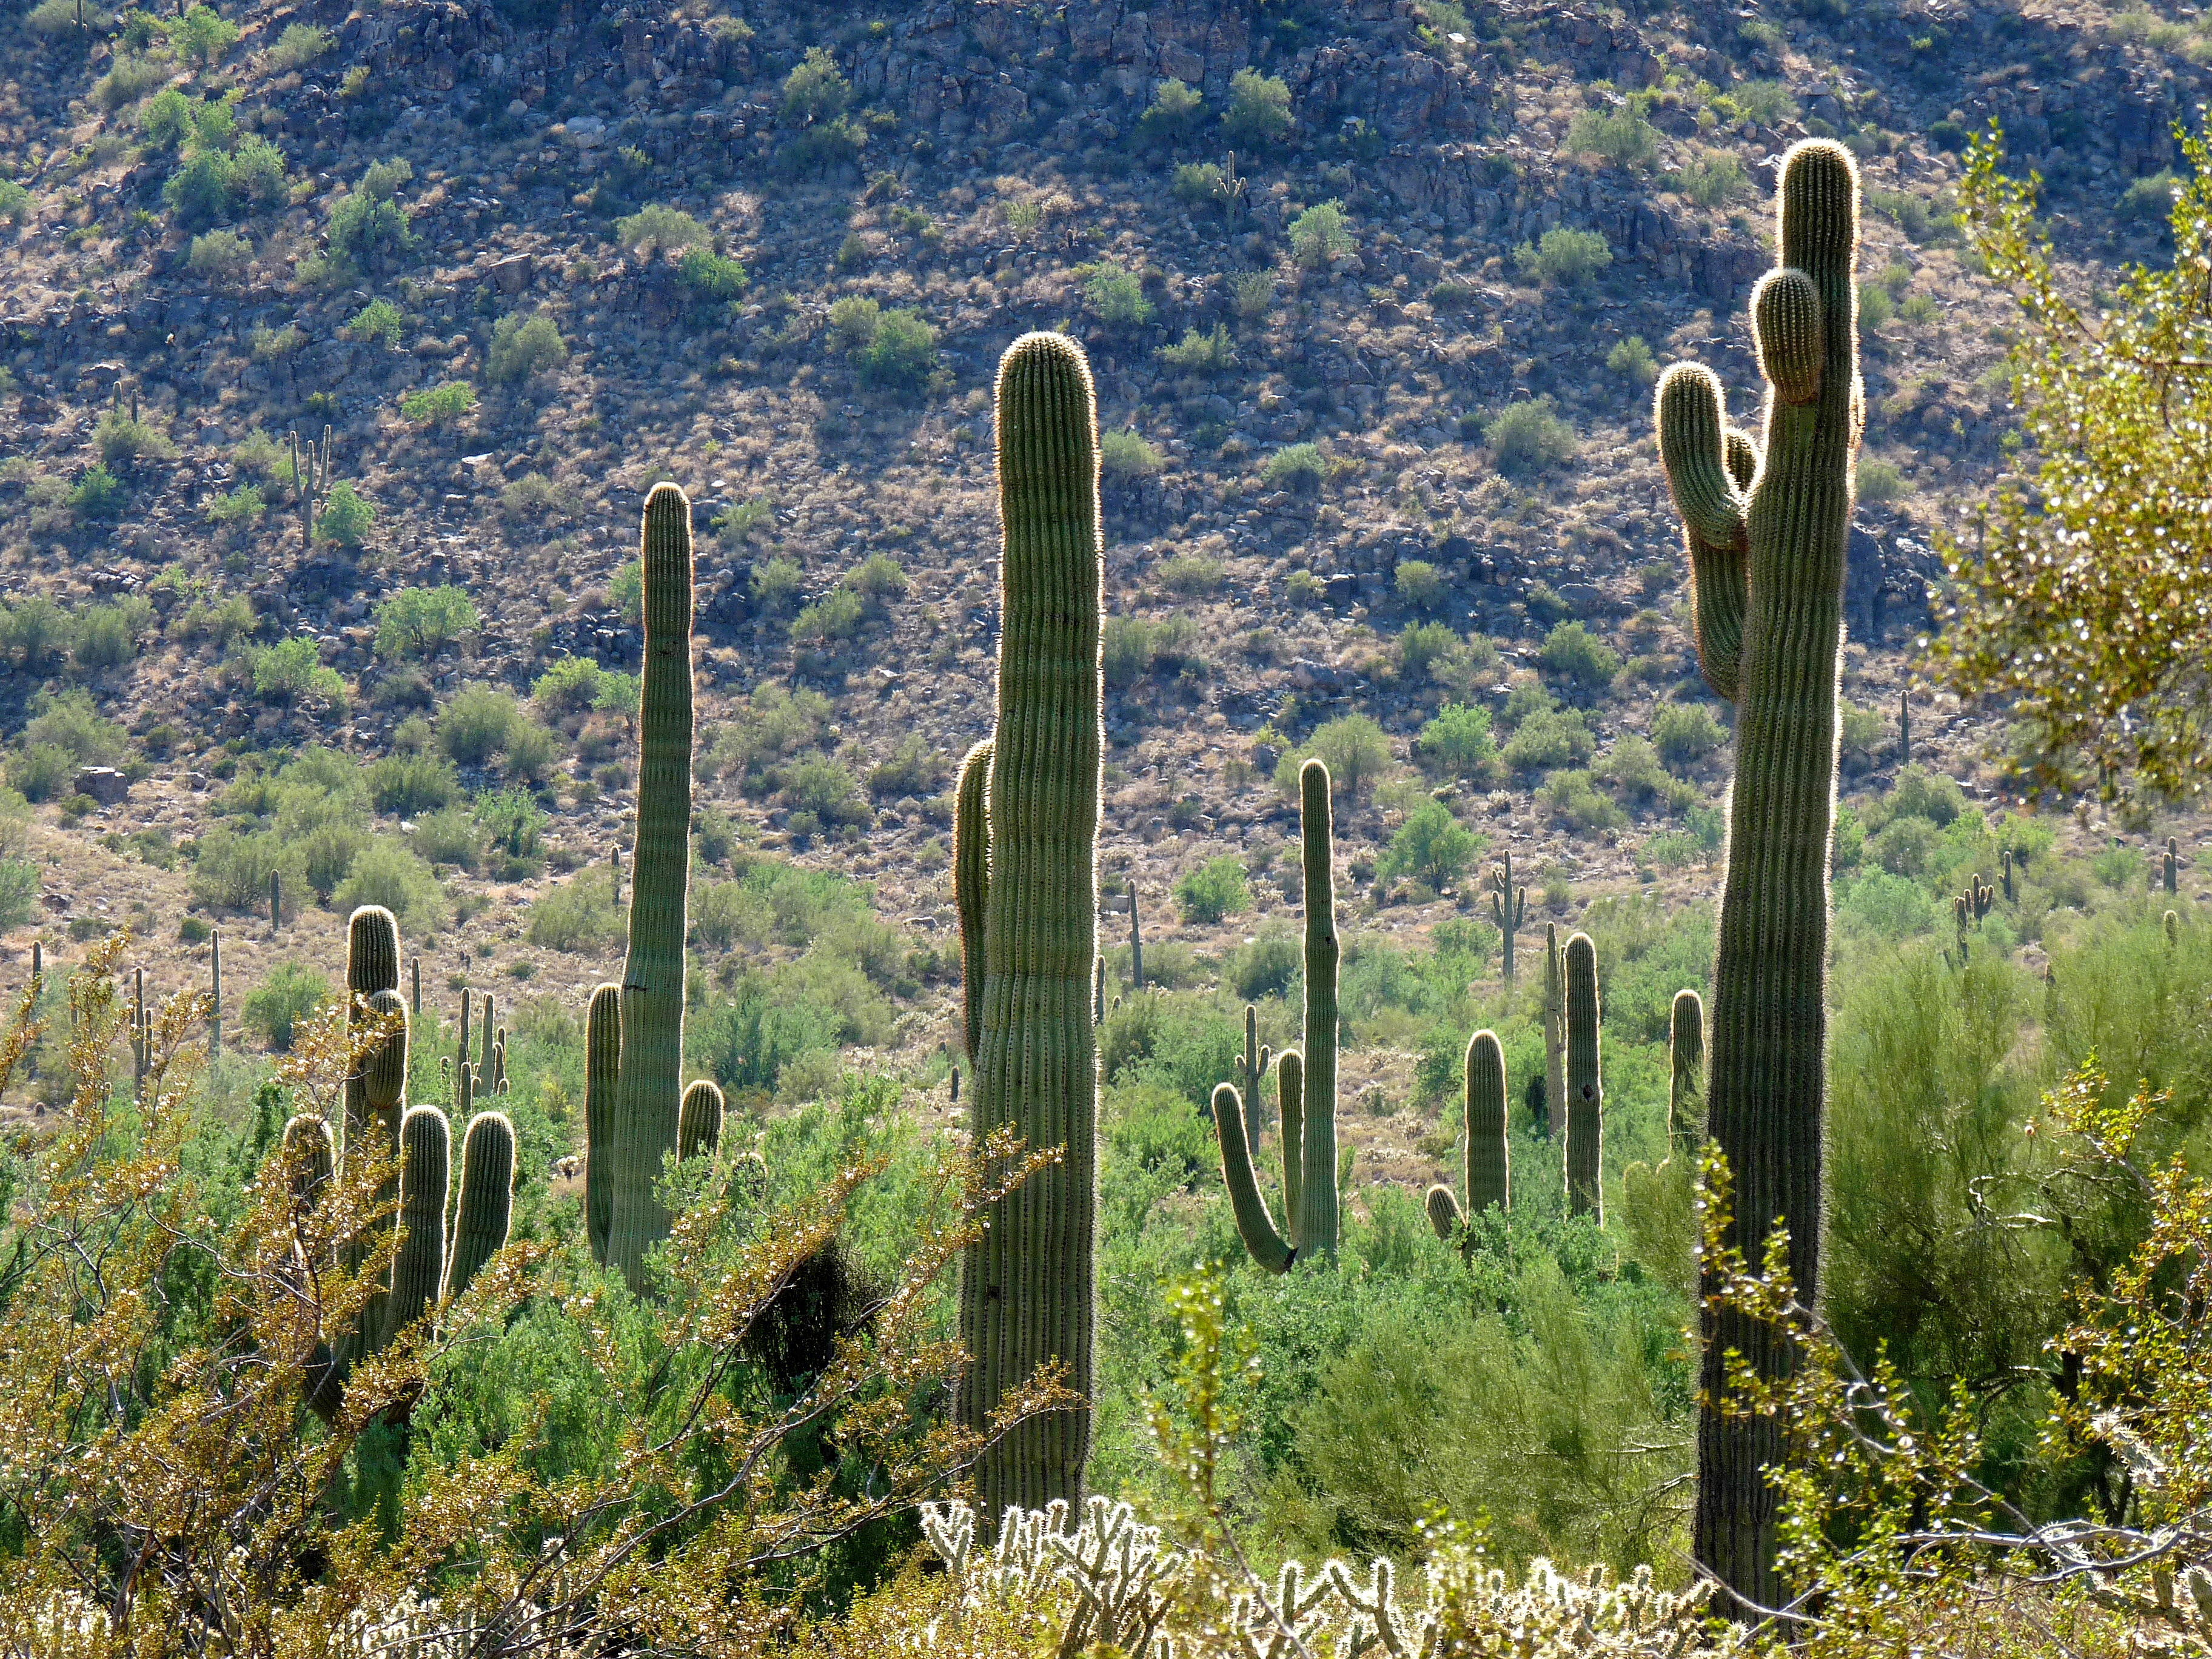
[
  {"left": 444, "top": 1109, "right": 514, "bottom": 1307},
  {"left": 679, "top": 1079, "right": 725, "bottom": 1160},
  {"left": 1657, "top": 368, "right": 1751, "bottom": 705},
  {"left": 583, "top": 981, "right": 620, "bottom": 1269},
  {"left": 1213, "top": 1083, "right": 1294, "bottom": 1274},
  {"left": 1668, "top": 988, "right": 1706, "bottom": 1159},
  {"left": 1276, "top": 1049, "right": 1305, "bottom": 1253},
  {"left": 606, "top": 483, "right": 697, "bottom": 1293},
  {"left": 1293, "top": 760, "right": 1341, "bottom": 1265},
  {"left": 381, "top": 1105, "right": 451, "bottom": 1348},
  {"left": 954, "top": 739, "right": 992, "bottom": 1065}
]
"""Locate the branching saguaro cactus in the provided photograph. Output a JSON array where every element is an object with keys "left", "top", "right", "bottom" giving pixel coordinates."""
[
  {"left": 1426, "top": 1028, "right": 1509, "bottom": 1241},
  {"left": 604, "top": 483, "right": 697, "bottom": 1294},
  {"left": 1562, "top": 932, "right": 1603, "bottom": 1221},
  {"left": 1655, "top": 138, "right": 1862, "bottom": 1612},
  {"left": 955, "top": 333, "right": 1104, "bottom": 1522},
  {"left": 1487, "top": 851, "right": 1527, "bottom": 985},
  {"left": 1212, "top": 760, "right": 1341, "bottom": 1272}
]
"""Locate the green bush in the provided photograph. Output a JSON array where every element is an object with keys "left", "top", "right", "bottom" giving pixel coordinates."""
[
  {"left": 1305, "top": 714, "right": 1392, "bottom": 799},
  {"left": 367, "top": 750, "right": 460, "bottom": 815},
  {"left": 1606, "top": 335, "right": 1658, "bottom": 384},
  {"left": 1380, "top": 799, "right": 1482, "bottom": 893},
  {"left": 1261, "top": 443, "right": 1330, "bottom": 489},
  {"left": 241, "top": 962, "right": 329, "bottom": 1051},
  {"left": 399, "top": 382, "right": 477, "bottom": 427},
  {"left": 1416, "top": 703, "right": 1498, "bottom": 779},
  {"left": 1170, "top": 162, "right": 1228, "bottom": 208},
  {"left": 1289, "top": 200, "right": 1353, "bottom": 268},
  {"left": 1858, "top": 283, "right": 1894, "bottom": 329},
  {"left": 1671, "top": 150, "right": 1749, "bottom": 208},
  {"left": 1514, "top": 227, "right": 1613, "bottom": 287},
  {"left": 265, "top": 21, "right": 332, "bottom": 69},
  {"left": 1652, "top": 701, "right": 1728, "bottom": 768},
  {"left": 614, "top": 203, "right": 708, "bottom": 258},
  {"left": 477, "top": 788, "right": 547, "bottom": 863},
  {"left": 1174, "top": 855, "right": 1250, "bottom": 925},
  {"left": 95, "top": 412, "right": 175, "bottom": 469},
  {"left": 1395, "top": 560, "right": 1447, "bottom": 611},
  {"left": 677, "top": 246, "right": 748, "bottom": 301},
  {"left": 187, "top": 826, "right": 304, "bottom": 914},
  {"left": 69, "top": 465, "right": 127, "bottom": 518},
  {"left": 166, "top": 4, "right": 238, "bottom": 65},
  {"left": 528, "top": 866, "right": 625, "bottom": 952},
  {"left": 1502, "top": 707, "right": 1595, "bottom": 774},
  {"left": 323, "top": 165, "right": 414, "bottom": 275},
  {"left": 25, "top": 689, "right": 128, "bottom": 766},
  {"left": 1540, "top": 768, "right": 1626, "bottom": 830},
  {"left": 164, "top": 127, "right": 288, "bottom": 229},
  {"left": 714, "top": 497, "right": 774, "bottom": 543},
  {"left": 346, "top": 298, "right": 404, "bottom": 346},
  {"left": 1156, "top": 555, "right": 1223, "bottom": 596},
  {"left": 375, "top": 586, "right": 478, "bottom": 657},
  {"left": 410, "top": 806, "right": 483, "bottom": 870},
  {"left": 752, "top": 558, "right": 803, "bottom": 611},
  {"left": 8, "top": 744, "right": 75, "bottom": 803},
  {"left": 1857, "top": 458, "right": 1908, "bottom": 502},
  {"left": 1135, "top": 77, "right": 1206, "bottom": 146},
  {"left": 1101, "top": 614, "right": 1200, "bottom": 691},
  {"left": 1566, "top": 106, "right": 1659, "bottom": 169},
  {"left": 1483, "top": 398, "right": 1577, "bottom": 474},
  {"left": 438, "top": 685, "right": 523, "bottom": 767},
  {"left": 780, "top": 756, "right": 868, "bottom": 826},
  {"left": 1080, "top": 263, "right": 1153, "bottom": 328},
  {"left": 485, "top": 310, "right": 568, "bottom": 384},
  {"left": 1221, "top": 67, "right": 1292, "bottom": 147},
  {"left": 250, "top": 637, "right": 344, "bottom": 705},
  {"left": 1594, "top": 734, "right": 1674, "bottom": 804},
  {"left": 532, "top": 657, "right": 606, "bottom": 714},
  {"left": 0, "top": 181, "right": 32, "bottom": 225},
  {"left": 1227, "top": 932, "right": 1302, "bottom": 1001},
  {"left": 1157, "top": 324, "right": 1235, "bottom": 373},
  {"left": 790, "top": 586, "right": 866, "bottom": 645},
  {"left": 1101, "top": 429, "right": 1165, "bottom": 482},
  {"left": 94, "top": 52, "right": 167, "bottom": 110},
  {"left": 0, "top": 859, "right": 38, "bottom": 932},
  {"left": 187, "top": 229, "right": 250, "bottom": 280},
  {"left": 315, "top": 481, "right": 374, "bottom": 548},
  {"left": 826, "top": 302, "right": 936, "bottom": 390},
  {"left": 1538, "top": 622, "right": 1622, "bottom": 694},
  {"left": 72, "top": 598, "right": 153, "bottom": 668}
]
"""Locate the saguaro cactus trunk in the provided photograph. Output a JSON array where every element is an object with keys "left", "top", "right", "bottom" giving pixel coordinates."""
[
  {"left": 955, "top": 333, "right": 1104, "bottom": 1524},
  {"left": 1655, "top": 139, "right": 1861, "bottom": 1613},
  {"left": 1563, "top": 931, "right": 1603, "bottom": 1221},
  {"left": 1426, "top": 1028, "right": 1509, "bottom": 1240},
  {"left": 606, "top": 483, "right": 697, "bottom": 1293}
]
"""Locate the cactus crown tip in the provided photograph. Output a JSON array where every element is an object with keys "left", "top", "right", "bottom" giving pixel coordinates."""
[{"left": 643, "top": 479, "right": 691, "bottom": 511}]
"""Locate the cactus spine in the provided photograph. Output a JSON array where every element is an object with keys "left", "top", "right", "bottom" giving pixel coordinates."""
[
  {"left": 1669, "top": 989, "right": 1706, "bottom": 1161},
  {"left": 954, "top": 333, "right": 1104, "bottom": 1522},
  {"left": 605, "top": 483, "right": 697, "bottom": 1293},
  {"left": 583, "top": 982, "right": 620, "bottom": 1269},
  {"left": 444, "top": 1110, "right": 514, "bottom": 1306},
  {"left": 1487, "top": 852, "right": 1527, "bottom": 985},
  {"left": 1426, "top": 1028, "right": 1509, "bottom": 1241},
  {"left": 1655, "top": 139, "right": 1861, "bottom": 1611},
  {"left": 1562, "top": 933, "right": 1603, "bottom": 1221}
]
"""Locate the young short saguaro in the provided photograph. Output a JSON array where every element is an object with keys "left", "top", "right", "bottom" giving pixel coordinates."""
[
  {"left": 954, "top": 333, "right": 1104, "bottom": 1524},
  {"left": 1654, "top": 138, "right": 1862, "bottom": 1613}
]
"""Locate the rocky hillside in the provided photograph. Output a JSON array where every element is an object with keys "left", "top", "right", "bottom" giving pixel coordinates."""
[{"left": 0, "top": 0, "right": 2198, "bottom": 1113}]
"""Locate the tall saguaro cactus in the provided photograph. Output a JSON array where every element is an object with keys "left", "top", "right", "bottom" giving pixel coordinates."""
[
  {"left": 1654, "top": 139, "right": 1862, "bottom": 1612},
  {"left": 954, "top": 333, "right": 1104, "bottom": 1523},
  {"left": 1562, "top": 931, "right": 1603, "bottom": 1220},
  {"left": 1542, "top": 922, "right": 1564, "bottom": 1135},
  {"left": 1212, "top": 760, "right": 1341, "bottom": 1272},
  {"left": 1426, "top": 1028, "right": 1509, "bottom": 1241},
  {"left": 1668, "top": 988, "right": 1706, "bottom": 1161},
  {"left": 605, "top": 483, "right": 698, "bottom": 1293},
  {"left": 1487, "top": 852, "right": 1527, "bottom": 985}
]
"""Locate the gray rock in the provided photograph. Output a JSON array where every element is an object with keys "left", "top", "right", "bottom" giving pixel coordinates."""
[{"left": 74, "top": 767, "right": 129, "bottom": 805}]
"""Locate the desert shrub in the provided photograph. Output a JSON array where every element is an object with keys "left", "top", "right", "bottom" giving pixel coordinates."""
[
  {"left": 0, "top": 597, "right": 73, "bottom": 669},
  {"left": 1304, "top": 714, "right": 1392, "bottom": 799},
  {"left": 789, "top": 586, "right": 865, "bottom": 645},
  {"left": 0, "top": 858, "right": 37, "bottom": 932},
  {"left": 265, "top": 22, "right": 332, "bottom": 69},
  {"left": 714, "top": 497, "right": 774, "bottom": 543},
  {"left": 321, "top": 169, "right": 414, "bottom": 274},
  {"left": 1538, "top": 621, "right": 1622, "bottom": 694},
  {"left": 0, "top": 180, "right": 29, "bottom": 224},
  {"left": 677, "top": 246, "right": 748, "bottom": 301},
  {"left": 1100, "top": 429, "right": 1164, "bottom": 482},
  {"left": 1135, "top": 76, "right": 1206, "bottom": 146},
  {"left": 1652, "top": 701, "right": 1728, "bottom": 768},
  {"left": 1221, "top": 67, "right": 1292, "bottom": 147},
  {"left": 532, "top": 657, "right": 606, "bottom": 714},
  {"left": 188, "top": 825, "right": 304, "bottom": 914},
  {"left": 752, "top": 558, "right": 803, "bottom": 611},
  {"left": 500, "top": 472, "right": 572, "bottom": 518},
  {"left": 95, "top": 412, "right": 175, "bottom": 469},
  {"left": 315, "top": 482, "right": 374, "bottom": 548},
  {"left": 367, "top": 750, "right": 459, "bottom": 815},
  {"left": 1101, "top": 614, "right": 1200, "bottom": 691},
  {"left": 613, "top": 203, "right": 708, "bottom": 258},
  {"left": 1566, "top": 105, "right": 1658, "bottom": 169},
  {"left": 94, "top": 53, "right": 167, "bottom": 110},
  {"left": 1157, "top": 324, "right": 1235, "bottom": 373},
  {"left": 187, "top": 229, "right": 250, "bottom": 278},
  {"left": 1261, "top": 443, "right": 1329, "bottom": 489},
  {"left": 1289, "top": 200, "right": 1353, "bottom": 267},
  {"left": 865, "top": 736, "right": 945, "bottom": 799},
  {"left": 1502, "top": 707, "right": 1595, "bottom": 773},
  {"left": 409, "top": 806, "right": 483, "bottom": 870},
  {"left": 1594, "top": 734, "right": 1674, "bottom": 804},
  {"left": 1174, "top": 856, "right": 1249, "bottom": 925},
  {"left": 1541, "top": 768, "right": 1626, "bottom": 830},
  {"left": 438, "top": 686, "right": 523, "bottom": 767},
  {"left": 1415, "top": 703, "right": 1497, "bottom": 779},
  {"left": 241, "top": 961, "right": 329, "bottom": 1050},
  {"left": 69, "top": 465, "right": 127, "bottom": 517},
  {"left": 1671, "top": 149, "right": 1749, "bottom": 207},
  {"left": 1607, "top": 335, "right": 1658, "bottom": 384},
  {"left": 26, "top": 689, "right": 129, "bottom": 766},
  {"left": 8, "top": 745, "right": 74, "bottom": 803},
  {"left": 1513, "top": 227, "right": 1612, "bottom": 286},
  {"left": 1227, "top": 932, "right": 1302, "bottom": 1001},
  {"left": 1395, "top": 560, "right": 1447, "bottom": 610},
  {"left": 485, "top": 310, "right": 568, "bottom": 384},
  {"left": 374, "top": 586, "right": 478, "bottom": 657},
  {"left": 780, "top": 756, "right": 868, "bottom": 827},
  {"left": 1380, "top": 799, "right": 1482, "bottom": 893},
  {"left": 72, "top": 598, "right": 154, "bottom": 668},
  {"left": 855, "top": 308, "right": 937, "bottom": 390},
  {"left": 1857, "top": 458, "right": 1908, "bottom": 502},
  {"left": 167, "top": 3, "right": 238, "bottom": 65},
  {"left": 528, "top": 866, "right": 625, "bottom": 952},
  {"left": 1079, "top": 263, "right": 1153, "bottom": 328},
  {"left": 399, "top": 382, "right": 477, "bottom": 427},
  {"left": 1484, "top": 398, "right": 1577, "bottom": 474},
  {"left": 249, "top": 638, "right": 344, "bottom": 705},
  {"left": 1155, "top": 555, "right": 1223, "bottom": 596}
]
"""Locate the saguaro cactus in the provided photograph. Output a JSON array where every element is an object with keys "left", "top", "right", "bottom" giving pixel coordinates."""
[
  {"left": 1542, "top": 922, "right": 1564, "bottom": 1136},
  {"left": 444, "top": 1109, "right": 515, "bottom": 1306},
  {"left": 1562, "top": 932, "right": 1602, "bottom": 1221},
  {"left": 2000, "top": 846, "right": 2016, "bottom": 904},
  {"left": 954, "top": 739, "right": 992, "bottom": 1064},
  {"left": 1669, "top": 988, "right": 1706, "bottom": 1161},
  {"left": 1487, "top": 852, "right": 1527, "bottom": 985},
  {"left": 583, "top": 982, "right": 620, "bottom": 1268},
  {"left": 954, "top": 333, "right": 1104, "bottom": 1523},
  {"left": 1654, "top": 139, "right": 1861, "bottom": 1611},
  {"left": 1212, "top": 760, "right": 1341, "bottom": 1271},
  {"left": 605, "top": 483, "right": 698, "bottom": 1293},
  {"left": 679, "top": 1079, "right": 725, "bottom": 1159},
  {"left": 1128, "top": 883, "right": 1144, "bottom": 990},
  {"left": 2165, "top": 836, "right": 2180, "bottom": 896},
  {"left": 383, "top": 1105, "right": 450, "bottom": 1347},
  {"left": 209, "top": 928, "right": 222, "bottom": 1053},
  {"left": 1426, "top": 1028, "right": 1509, "bottom": 1241}
]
